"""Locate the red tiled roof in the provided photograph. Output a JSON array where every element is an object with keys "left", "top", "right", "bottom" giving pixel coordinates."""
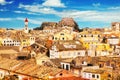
[{"left": 50, "top": 76, "right": 89, "bottom": 80}]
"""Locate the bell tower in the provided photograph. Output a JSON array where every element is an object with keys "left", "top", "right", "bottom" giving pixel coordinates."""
[{"left": 24, "top": 18, "right": 29, "bottom": 33}]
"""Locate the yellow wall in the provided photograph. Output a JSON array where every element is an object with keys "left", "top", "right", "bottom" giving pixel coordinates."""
[
  {"left": 21, "top": 39, "right": 30, "bottom": 46},
  {"left": 101, "top": 72, "right": 112, "bottom": 80},
  {"left": 0, "top": 38, "right": 3, "bottom": 46},
  {"left": 80, "top": 37, "right": 99, "bottom": 49},
  {"left": 96, "top": 44, "right": 112, "bottom": 51},
  {"left": 53, "top": 32, "right": 74, "bottom": 41}
]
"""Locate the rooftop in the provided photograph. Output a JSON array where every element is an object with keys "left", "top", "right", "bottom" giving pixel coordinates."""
[
  {"left": 83, "top": 68, "right": 105, "bottom": 74},
  {"left": 0, "top": 57, "right": 63, "bottom": 79}
]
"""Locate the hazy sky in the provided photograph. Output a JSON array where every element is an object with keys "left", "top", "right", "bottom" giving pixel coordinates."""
[{"left": 0, "top": 0, "right": 120, "bottom": 29}]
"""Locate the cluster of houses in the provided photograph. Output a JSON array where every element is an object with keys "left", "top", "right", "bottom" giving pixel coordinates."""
[
  {"left": 0, "top": 18, "right": 35, "bottom": 48},
  {"left": 0, "top": 18, "right": 120, "bottom": 80}
]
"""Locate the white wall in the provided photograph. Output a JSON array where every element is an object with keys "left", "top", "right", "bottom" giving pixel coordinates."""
[
  {"left": 107, "top": 38, "right": 119, "bottom": 45},
  {"left": 2, "top": 38, "right": 20, "bottom": 46},
  {"left": 82, "top": 72, "right": 101, "bottom": 80},
  {"left": 50, "top": 49, "right": 86, "bottom": 59},
  {"left": 61, "top": 62, "right": 70, "bottom": 70}
]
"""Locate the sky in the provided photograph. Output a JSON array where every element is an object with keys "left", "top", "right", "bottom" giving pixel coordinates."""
[{"left": 0, "top": 0, "right": 120, "bottom": 29}]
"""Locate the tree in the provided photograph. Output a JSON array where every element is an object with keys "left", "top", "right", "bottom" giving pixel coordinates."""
[
  {"left": 33, "top": 27, "right": 43, "bottom": 30},
  {"left": 45, "top": 40, "right": 53, "bottom": 49}
]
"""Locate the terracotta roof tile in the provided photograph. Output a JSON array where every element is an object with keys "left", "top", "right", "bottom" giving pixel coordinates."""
[{"left": 83, "top": 68, "right": 105, "bottom": 74}]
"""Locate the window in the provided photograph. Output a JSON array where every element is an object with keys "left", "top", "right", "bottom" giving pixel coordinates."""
[
  {"left": 88, "top": 74, "right": 91, "bottom": 78},
  {"left": 66, "top": 65, "right": 69, "bottom": 70},
  {"left": 59, "top": 73, "right": 63, "bottom": 76},
  {"left": 13, "top": 74, "right": 18, "bottom": 79},
  {"left": 78, "top": 52, "right": 80, "bottom": 55},
  {"left": 92, "top": 74, "right": 95, "bottom": 78},
  {"left": 99, "top": 64, "right": 103, "bottom": 68},
  {"left": 55, "top": 37, "right": 57, "bottom": 40},
  {"left": 106, "top": 61, "right": 110, "bottom": 66},
  {"left": 97, "top": 75, "right": 99, "bottom": 78},
  {"left": 52, "top": 37, "right": 54, "bottom": 40},
  {"left": 84, "top": 73, "right": 86, "bottom": 77},
  {"left": 98, "top": 35, "right": 100, "bottom": 37},
  {"left": 87, "top": 64, "right": 93, "bottom": 66},
  {"left": 31, "top": 54, "right": 35, "bottom": 57},
  {"left": 111, "top": 64, "right": 115, "bottom": 70},
  {"left": 108, "top": 74, "right": 111, "bottom": 77},
  {"left": 0, "top": 73, "right": 3, "bottom": 78},
  {"left": 23, "top": 40, "right": 26, "bottom": 42},
  {"left": 61, "top": 64, "right": 64, "bottom": 69},
  {"left": 82, "top": 61, "right": 84, "bottom": 64},
  {"left": 60, "top": 33, "right": 64, "bottom": 35},
  {"left": 62, "top": 38, "right": 64, "bottom": 40},
  {"left": 42, "top": 61, "right": 45, "bottom": 63},
  {"left": 91, "top": 35, "right": 93, "bottom": 37}
]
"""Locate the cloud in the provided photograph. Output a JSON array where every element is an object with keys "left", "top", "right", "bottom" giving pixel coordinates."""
[
  {"left": 57, "top": 10, "right": 98, "bottom": 18},
  {"left": 92, "top": 3, "right": 101, "bottom": 7},
  {"left": 19, "top": 3, "right": 57, "bottom": 14},
  {"left": 57, "top": 10, "right": 120, "bottom": 22},
  {"left": 108, "top": 6, "right": 120, "bottom": 10},
  {"left": 0, "top": 18, "right": 12, "bottom": 21},
  {"left": 42, "top": 0, "right": 66, "bottom": 7},
  {"left": 14, "top": 10, "right": 41, "bottom": 15},
  {"left": 0, "top": 9, "right": 7, "bottom": 11},
  {"left": 0, "top": 0, "right": 13, "bottom": 5},
  {"left": 14, "top": 11, "right": 26, "bottom": 14},
  {"left": 18, "top": 3, "right": 120, "bottom": 23}
]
